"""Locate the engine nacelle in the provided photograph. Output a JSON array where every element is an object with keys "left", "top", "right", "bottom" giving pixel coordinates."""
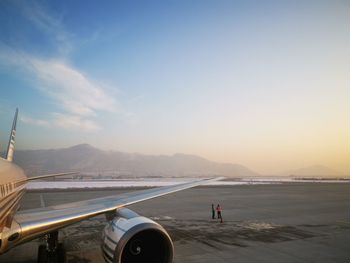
[{"left": 101, "top": 208, "right": 174, "bottom": 263}]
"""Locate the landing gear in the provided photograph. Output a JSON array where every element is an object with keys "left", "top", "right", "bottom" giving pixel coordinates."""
[{"left": 37, "top": 231, "right": 66, "bottom": 263}]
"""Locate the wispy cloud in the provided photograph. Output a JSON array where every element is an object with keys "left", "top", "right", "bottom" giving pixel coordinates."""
[
  {"left": 21, "top": 113, "right": 100, "bottom": 132},
  {"left": 0, "top": 1, "right": 125, "bottom": 132},
  {"left": 16, "top": 0, "right": 73, "bottom": 55},
  {"left": 29, "top": 58, "right": 116, "bottom": 116},
  {"left": 20, "top": 115, "right": 50, "bottom": 127},
  {"left": 52, "top": 113, "right": 100, "bottom": 132},
  {"left": 0, "top": 46, "right": 117, "bottom": 132}
]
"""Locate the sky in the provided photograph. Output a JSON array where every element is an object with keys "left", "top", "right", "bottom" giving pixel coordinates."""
[{"left": 0, "top": 0, "right": 349, "bottom": 175}]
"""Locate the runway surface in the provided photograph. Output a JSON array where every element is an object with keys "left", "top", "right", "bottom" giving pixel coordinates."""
[{"left": 1, "top": 183, "right": 350, "bottom": 263}]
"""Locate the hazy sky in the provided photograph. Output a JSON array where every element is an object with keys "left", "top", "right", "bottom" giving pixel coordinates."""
[{"left": 0, "top": 0, "right": 349, "bottom": 175}]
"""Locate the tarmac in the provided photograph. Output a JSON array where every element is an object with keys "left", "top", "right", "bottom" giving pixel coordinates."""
[{"left": 1, "top": 183, "right": 350, "bottom": 263}]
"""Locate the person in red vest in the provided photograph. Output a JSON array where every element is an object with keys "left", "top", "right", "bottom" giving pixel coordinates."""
[{"left": 216, "top": 204, "right": 223, "bottom": 223}]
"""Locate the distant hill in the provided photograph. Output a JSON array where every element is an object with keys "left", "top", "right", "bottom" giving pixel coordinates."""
[
  {"left": 285, "top": 165, "right": 342, "bottom": 177},
  {"left": 12, "top": 144, "right": 260, "bottom": 178}
]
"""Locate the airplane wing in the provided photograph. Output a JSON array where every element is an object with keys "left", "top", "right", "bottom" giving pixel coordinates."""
[{"left": 13, "top": 177, "right": 219, "bottom": 246}]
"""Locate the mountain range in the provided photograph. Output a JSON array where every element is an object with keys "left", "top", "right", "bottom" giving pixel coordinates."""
[
  {"left": 9, "top": 144, "right": 344, "bottom": 178},
  {"left": 12, "top": 144, "right": 260, "bottom": 178}
]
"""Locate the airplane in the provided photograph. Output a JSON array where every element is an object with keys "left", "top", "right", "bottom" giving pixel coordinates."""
[{"left": 0, "top": 109, "right": 219, "bottom": 263}]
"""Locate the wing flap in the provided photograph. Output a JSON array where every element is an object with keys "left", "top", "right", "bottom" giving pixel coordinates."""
[{"left": 27, "top": 172, "right": 78, "bottom": 181}]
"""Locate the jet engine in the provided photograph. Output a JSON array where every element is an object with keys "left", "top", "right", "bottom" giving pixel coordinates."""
[{"left": 101, "top": 208, "right": 174, "bottom": 263}]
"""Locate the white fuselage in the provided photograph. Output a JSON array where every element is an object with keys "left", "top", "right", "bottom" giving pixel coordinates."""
[{"left": 0, "top": 158, "right": 27, "bottom": 232}]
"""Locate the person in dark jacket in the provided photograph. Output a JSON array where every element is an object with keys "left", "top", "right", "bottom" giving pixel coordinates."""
[{"left": 211, "top": 204, "right": 215, "bottom": 219}]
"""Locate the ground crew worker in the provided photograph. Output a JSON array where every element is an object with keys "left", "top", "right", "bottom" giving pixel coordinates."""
[
  {"left": 216, "top": 204, "right": 223, "bottom": 223},
  {"left": 211, "top": 204, "right": 215, "bottom": 219}
]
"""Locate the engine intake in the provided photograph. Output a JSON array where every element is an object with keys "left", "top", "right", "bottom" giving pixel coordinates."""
[{"left": 102, "top": 208, "right": 173, "bottom": 263}]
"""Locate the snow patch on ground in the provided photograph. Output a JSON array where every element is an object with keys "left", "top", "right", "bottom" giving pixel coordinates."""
[{"left": 26, "top": 177, "right": 349, "bottom": 190}]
